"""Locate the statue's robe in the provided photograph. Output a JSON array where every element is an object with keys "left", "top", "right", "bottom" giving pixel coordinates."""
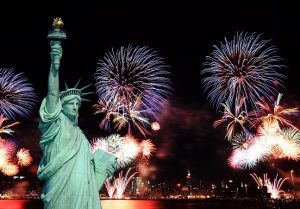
[{"left": 37, "top": 98, "right": 116, "bottom": 209}]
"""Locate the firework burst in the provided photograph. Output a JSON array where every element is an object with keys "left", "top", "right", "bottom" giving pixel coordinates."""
[
  {"left": 0, "top": 68, "right": 37, "bottom": 120},
  {"left": 91, "top": 134, "right": 124, "bottom": 154},
  {"left": 16, "top": 148, "right": 33, "bottom": 167},
  {"left": 231, "top": 132, "right": 254, "bottom": 150},
  {"left": 0, "top": 149, "right": 9, "bottom": 168},
  {"left": 1, "top": 163, "right": 19, "bottom": 176},
  {"left": 0, "top": 138, "right": 17, "bottom": 159},
  {"left": 91, "top": 134, "right": 141, "bottom": 170},
  {"left": 228, "top": 136, "right": 273, "bottom": 169},
  {"left": 139, "top": 139, "right": 156, "bottom": 159},
  {"left": 94, "top": 45, "right": 171, "bottom": 136},
  {"left": 202, "top": 32, "right": 285, "bottom": 111}
]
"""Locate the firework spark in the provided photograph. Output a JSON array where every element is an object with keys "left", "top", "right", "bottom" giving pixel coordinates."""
[
  {"left": 151, "top": 122, "right": 160, "bottom": 131},
  {"left": 16, "top": 148, "right": 33, "bottom": 167},
  {"left": 0, "top": 68, "right": 37, "bottom": 120},
  {"left": 202, "top": 32, "right": 285, "bottom": 111},
  {"left": 94, "top": 45, "right": 171, "bottom": 136}
]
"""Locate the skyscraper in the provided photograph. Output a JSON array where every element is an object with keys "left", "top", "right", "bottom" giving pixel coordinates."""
[{"left": 186, "top": 170, "right": 192, "bottom": 195}]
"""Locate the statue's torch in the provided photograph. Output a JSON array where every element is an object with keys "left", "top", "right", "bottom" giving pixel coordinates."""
[{"left": 47, "top": 17, "right": 67, "bottom": 70}]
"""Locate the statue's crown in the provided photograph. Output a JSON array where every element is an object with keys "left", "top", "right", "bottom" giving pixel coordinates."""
[{"left": 59, "top": 79, "right": 93, "bottom": 102}]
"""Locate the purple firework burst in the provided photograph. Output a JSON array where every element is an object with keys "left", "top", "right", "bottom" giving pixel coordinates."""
[
  {"left": 0, "top": 68, "right": 37, "bottom": 120},
  {"left": 201, "top": 32, "right": 286, "bottom": 111},
  {"left": 95, "top": 45, "right": 171, "bottom": 135}
]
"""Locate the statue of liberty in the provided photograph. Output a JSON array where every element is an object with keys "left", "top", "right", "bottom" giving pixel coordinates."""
[{"left": 37, "top": 18, "right": 116, "bottom": 209}]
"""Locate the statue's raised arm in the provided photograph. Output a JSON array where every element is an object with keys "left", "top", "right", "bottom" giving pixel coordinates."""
[
  {"left": 46, "top": 41, "right": 62, "bottom": 112},
  {"left": 46, "top": 17, "right": 66, "bottom": 113}
]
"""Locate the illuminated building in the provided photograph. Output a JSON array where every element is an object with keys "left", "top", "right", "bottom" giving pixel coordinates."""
[{"left": 186, "top": 170, "right": 192, "bottom": 194}]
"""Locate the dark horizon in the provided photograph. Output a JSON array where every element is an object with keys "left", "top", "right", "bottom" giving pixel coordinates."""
[{"left": 0, "top": 1, "right": 299, "bottom": 188}]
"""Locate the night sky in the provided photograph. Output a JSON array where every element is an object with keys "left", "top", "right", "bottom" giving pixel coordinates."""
[{"left": 0, "top": 1, "right": 299, "bottom": 188}]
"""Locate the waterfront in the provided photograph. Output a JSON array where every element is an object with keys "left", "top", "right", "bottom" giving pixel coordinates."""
[{"left": 1, "top": 199, "right": 300, "bottom": 209}]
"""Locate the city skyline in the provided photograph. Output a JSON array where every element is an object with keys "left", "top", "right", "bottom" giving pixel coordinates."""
[{"left": 0, "top": 0, "right": 299, "bottom": 190}]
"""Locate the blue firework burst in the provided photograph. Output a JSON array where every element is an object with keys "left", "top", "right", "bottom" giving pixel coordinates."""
[
  {"left": 0, "top": 68, "right": 37, "bottom": 120},
  {"left": 201, "top": 32, "right": 286, "bottom": 111}
]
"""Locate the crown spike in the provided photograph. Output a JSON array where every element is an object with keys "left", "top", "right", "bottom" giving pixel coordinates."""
[
  {"left": 80, "top": 83, "right": 93, "bottom": 91},
  {"left": 81, "top": 98, "right": 92, "bottom": 102},
  {"left": 60, "top": 79, "right": 92, "bottom": 102},
  {"left": 74, "top": 78, "right": 82, "bottom": 89},
  {"left": 81, "top": 92, "right": 94, "bottom": 96},
  {"left": 64, "top": 82, "right": 69, "bottom": 90}
]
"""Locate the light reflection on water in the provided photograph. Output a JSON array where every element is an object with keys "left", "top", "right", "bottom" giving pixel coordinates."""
[
  {"left": 0, "top": 199, "right": 226, "bottom": 209},
  {"left": 102, "top": 200, "right": 164, "bottom": 209},
  {"left": 0, "top": 199, "right": 259, "bottom": 209},
  {"left": 0, "top": 200, "right": 165, "bottom": 209},
  {"left": 1, "top": 199, "right": 208, "bottom": 209},
  {"left": 0, "top": 200, "right": 29, "bottom": 209}
]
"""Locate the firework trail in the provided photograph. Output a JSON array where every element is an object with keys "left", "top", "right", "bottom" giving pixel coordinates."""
[
  {"left": 255, "top": 93, "right": 299, "bottom": 130},
  {"left": 214, "top": 98, "right": 251, "bottom": 140},
  {"left": 0, "top": 115, "right": 19, "bottom": 135},
  {"left": 202, "top": 32, "right": 285, "bottom": 111},
  {"left": 94, "top": 45, "right": 171, "bottom": 136},
  {"left": 250, "top": 173, "right": 288, "bottom": 199},
  {"left": 16, "top": 148, "right": 33, "bottom": 167},
  {"left": 104, "top": 177, "right": 116, "bottom": 198},
  {"left": 0, "top": 68, "right": 37, "bottom": 120},
  {"left": 114, "top": 167, "right": 138, "bottom": 198},
  {"left": 267, "top": 175, "right": 288, "bottom": 199},
  {"left": 250, "top": 173, "right": 268, "bottom": 186}
]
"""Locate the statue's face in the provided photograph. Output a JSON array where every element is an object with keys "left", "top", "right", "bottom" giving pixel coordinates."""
[{"left": 62, "top": 97, "right": 81, "bottom": 121}]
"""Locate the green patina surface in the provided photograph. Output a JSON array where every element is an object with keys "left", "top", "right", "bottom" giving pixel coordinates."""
[{"left": 37, "top": 21, "right": 116, "bottom": 209}]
